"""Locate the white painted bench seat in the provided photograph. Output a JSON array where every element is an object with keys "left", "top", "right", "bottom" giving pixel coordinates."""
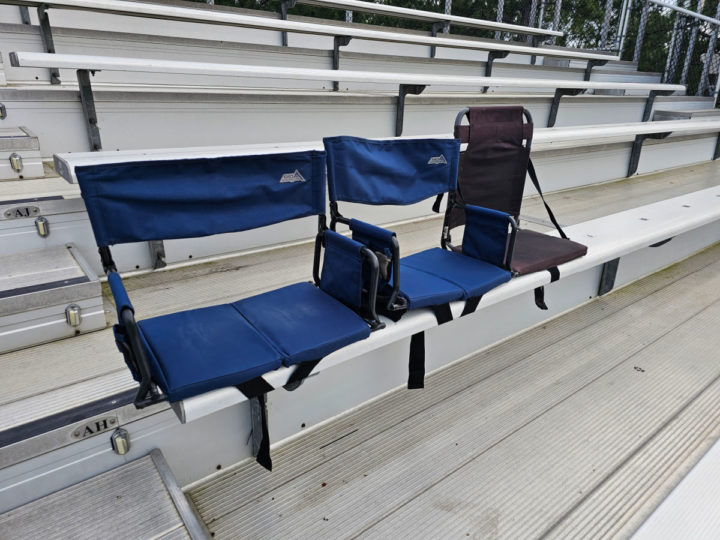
[
  {"left": 1, "top": 0, "right": 608, "bottom": 64},
  {"left": 55, "top": 118, "right": 720, "bottom": 184},
  {"left": 295, "top": 0, "right": 563, "bottom": 38},
  {"left": 175, "top": 185, "right": 720, "bottom": 423}
]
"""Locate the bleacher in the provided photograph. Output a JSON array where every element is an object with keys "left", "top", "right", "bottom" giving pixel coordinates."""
[{"left": 1, "top": 0, "right": 720, "bottom": 537}]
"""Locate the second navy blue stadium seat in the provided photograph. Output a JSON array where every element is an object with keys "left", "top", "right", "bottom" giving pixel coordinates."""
[
  {"left": 76, "top": 150, "right": 381, "bottom": 470},
  {"left": 323, "top": 135, "right": 516, "bottom": 388}
]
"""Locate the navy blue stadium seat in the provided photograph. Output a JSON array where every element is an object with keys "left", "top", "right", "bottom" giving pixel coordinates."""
[
  {"left": 324, "top": 136, "right": 515, "bottom": 318},
  {"left": 324, "top": 135, "right": 516, "bottom": 389},
  {"left": 76, "top": 150, "right": 382, "bottom": 470}
]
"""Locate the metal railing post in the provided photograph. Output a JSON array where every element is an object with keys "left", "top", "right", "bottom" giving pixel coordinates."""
[
  {"left": 633, "top": 0, "right": 650, "bottom": 61},
  {"left": 698, "top": 3, "right": 720, "bottom": 95},
  {"left": 617, "top": 0, "right": 634, "bottom": 55},
  {"left": 680, "top": 0, "right": 705, "bottom": 85},
  {"left": 495, "top": 0, "right": 505, "bottom": 40},
  {"left": 600, "top": 0, "right": 614, "bottom": 49},
  {"left": 664, "top": 13, "right": 682, "bottom": 82},
  {"left": 345, "top": 10, "right": 352, "bottom": 22},
  {"left": 550, "top": 0, "right": 562, "bottom": 45}
]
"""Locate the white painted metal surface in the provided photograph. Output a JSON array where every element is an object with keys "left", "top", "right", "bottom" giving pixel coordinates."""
[
  {"left": 0, "top": 0, "right": 614, "bottom": 61},
  {"left": 9, "top": 52, "right": 681, "bottom": 95},
  {"left": 176, "top": 185, "right": 720, "bottom": 423},
  {"left": 649, "top": 0, "right": 720, "bottom": 27},
  {"left": 297, "top": 0, "right": 562, "bottom": 37},
  {"left": 54, "top": 118, "right": 720, "bottom": 184}
]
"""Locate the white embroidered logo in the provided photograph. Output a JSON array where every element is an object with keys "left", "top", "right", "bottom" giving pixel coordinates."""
[
  {"left": 428, "top": 155, "right": 448, "bottom": 165},
  {"left": 280, "top": 170, "right": 306, "bottom": 183}
]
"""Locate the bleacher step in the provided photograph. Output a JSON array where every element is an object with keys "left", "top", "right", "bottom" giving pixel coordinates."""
[
  {"left": 653, "top": 108, "right": 720, "bottom": 121},
  {"left": 0, "top": 449, "right": 208, "bottom": 539},
  {"left": 0, "top": 127, "right": 43, "bottom": 180},
  {"left": 0, "top": 243, "right": 106, "bottom": 354}
]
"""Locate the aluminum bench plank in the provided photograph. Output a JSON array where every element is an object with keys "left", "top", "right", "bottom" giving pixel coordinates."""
[
  {"left": 54, "top": 118, "right": 718, "bottom": 184},
  {"left": 297, "top": 0, "right": 562, "bottom": 37},
  {"left": 10, "top": 52, "right": 678, "bottom": 92},
  {"left": 0, "top": 0, "right": 611, "bottom": 62}
]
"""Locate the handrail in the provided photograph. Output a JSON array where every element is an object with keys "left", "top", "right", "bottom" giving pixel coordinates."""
[
  {"left": 0, "top": 0, "right": 614, "bottom": 63},
  {"left": 295, "top": 0, "right": 563, "bottom": 38},
  {"left": 647, "top": 0, "right": 720, "bottom": 26}
]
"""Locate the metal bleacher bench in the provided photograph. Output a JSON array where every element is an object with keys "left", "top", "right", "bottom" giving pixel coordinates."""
[
  {"left": 55, "top": 139, "right": 720, "bottom": 468},
  {"left": 10, "top": 51, "right": 685, "bottom": 148},
  {"left": 1, "top": 0, "right": 610, "bottom": 88}
]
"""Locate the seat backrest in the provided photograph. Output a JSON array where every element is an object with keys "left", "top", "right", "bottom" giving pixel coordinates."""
[
  {"left": 449, "top": 106, "right": 533, "bottom": 230},
  {"left": 75, "top": 150, "right": 327, "bottom": 247},
  {"left": 324, "top": 136, "right": 461, "bottom": 206}
]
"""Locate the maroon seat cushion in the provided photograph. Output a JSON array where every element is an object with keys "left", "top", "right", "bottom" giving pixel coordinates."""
[{"left": 509, "top": 229, "right": 588, "bottom": 275}]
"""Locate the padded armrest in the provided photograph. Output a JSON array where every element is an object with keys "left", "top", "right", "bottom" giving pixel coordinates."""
[
  {"left": 108, "top": 271, "right": 134, "bottom": 321},
  {"left": 462, "top": 204, "right": 518, "bottom": 270}
]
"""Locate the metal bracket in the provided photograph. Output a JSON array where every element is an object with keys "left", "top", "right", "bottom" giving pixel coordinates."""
[
  {"left": 279, "top": 0, "right": 297, "bottom": 47},
  {"left": 0, "top": 103, "right": 6, "bottom": 120},
  {"left": 19, "top": 6, "right": 31, "bottom": 24},
  {"left": 714, "top": 134, "right": 720, "bottom": 160},
  {"left": 627, "top": 131, "right": 671, "bottom": 177},
  {"left": 529, "top": 35, "right": 549, "bottom": 65},
  {"left": 396, "top": 84, "right": 426, "bottom": 137},
  {"left": 547, "top": 88, "right": 583, "bottom": 127},
  {"left": 430, "top": 21, "right": 449, "bottom": 59},
  {"left": 37, "top": 4, "right": 60, "bottom": 85},
  {"left": 584, "top": 58, "right": 608, "bottom": 81},
  {"left": 642, "top": 90, "right": 674, "bottom": 122},
  {"left": 77, "top": 69, "right": 103, "bottom": 151},
  {"left": 598, "top": 257, "right": 620, "bottom": 296},
  {"left": 332, "top": 35, "right": 352, "bottom": 91},
  {"left": 482, "top": 50, "right": 509, "bottom": 93},
  {"left": 149, "top": 240, "right": 167, "bottom": 269}
]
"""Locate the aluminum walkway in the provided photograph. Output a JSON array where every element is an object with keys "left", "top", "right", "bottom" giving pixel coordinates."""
[{"left": 188, "top": 240, "right": 720, "bottom": 539}]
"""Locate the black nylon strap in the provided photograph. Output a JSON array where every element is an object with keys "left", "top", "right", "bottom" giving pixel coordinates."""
[
  {"left": 408, "top": 331, "right": 425, "bottom": 389},
  {"left": 431, "top": 303, "right": 453, "bottom": 325},
  {"left": 432, "top": 193, "right": 444, "bottom": 213},
  {"left": 283, "top": 359, "right": 322, "bottom": 391},
  {"left": 461, "top": 295, "right": 482, "bottom": 316},
  {"left": 236, "top": 377, "right": 274, "bottom": 471},
  {"left": 236, "top": 377, "right": 274, "bottom": 399},
  {"left": 534, "top": 286, "right": 548, "bottom": 310},
  {"left": 527, "top": 160, "right": 568, "bottom": 239},
  {"left": 549, "top": 266, "right": 561, "bottom": 282}
]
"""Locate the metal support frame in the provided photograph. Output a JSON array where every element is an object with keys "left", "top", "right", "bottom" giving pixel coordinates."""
[
  {"left": 149, "top": 240, "right": 167, "bottom": 269},
  {"left": 584, "top": 59, "right": 608, "bottom": 81},
  {"left": 396, "top": 84, "right": 426, "bottom": 136},
  {"left": 546, "top": 88, "right": 583, "bottom": 127},
  {"left": 0, "top": 103, "right": 6, "bottom": 120},
  {"left": 332, "top": 35, "right": 352, "bottom": 91},
  {"left": 627, "top": 131, "right": 671, "bottom": 176},
  {"left": 642, "top": 90, "right": 673, "bottom": 122},
  {"left": 482, "top": 50, "right": 509, "bottom": 92},
  {"left": 76, "top": 69, "right": 102, "bottom": 151},
  {"left": 37, "top": 5, "right": 60, "bottom": 84},
  {"left": 598, "top": 257, "right": 620, "bottom": 295},
  {"left": 430, "top": 21, "right": 450, "bottom": 59},
  {"left": 279, "top": 0, "right": 297, "bottom": 47},
  {"left": 713, "top": 134, "right": 720, "bottom": 159},
  {"left": 529, "top": 35, "right": 548, "bottom": 66},
  {"left": 19, "top": 6, "right": 31, "bottom": 24}
]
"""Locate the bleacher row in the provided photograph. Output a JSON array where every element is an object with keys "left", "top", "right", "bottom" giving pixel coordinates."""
[{"left": 1, "top": 0, "right": 720, "bottom": 507}]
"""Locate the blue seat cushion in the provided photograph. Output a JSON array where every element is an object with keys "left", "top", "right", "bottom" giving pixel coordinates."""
[
  {"left": 234, "top": 282, "right": 371, "bottom": 367},
  {"left": 402, "top": 247, "right": 512, "bottom": 298},
  {"left": 138, "top": 304, "right": 284, "bottom": 402},
  {"left": 395, "top": 264, "right": 465, "bottom": 310}
]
